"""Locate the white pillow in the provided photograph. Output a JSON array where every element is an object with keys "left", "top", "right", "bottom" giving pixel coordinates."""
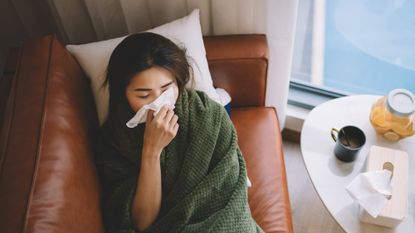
[{"left": 66, "top": 9, "right": 221, "bottom": 125}]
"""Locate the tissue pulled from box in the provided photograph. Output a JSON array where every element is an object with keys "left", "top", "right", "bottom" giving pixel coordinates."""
[
  {"left": 346, "top": 169, "right": 392, "bottom": 218},
  {"left": 126, "top": 87, "right": 176, "bottom": 128}
]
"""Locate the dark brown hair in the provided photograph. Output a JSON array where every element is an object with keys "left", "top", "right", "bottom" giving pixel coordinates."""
[{"left": 105, "top": 32, "right": 192, "bottom": 112}]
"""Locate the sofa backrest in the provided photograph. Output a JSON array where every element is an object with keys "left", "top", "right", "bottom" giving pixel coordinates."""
[{"left": 204, "top": 34, "right": 268, "bottom": 107}]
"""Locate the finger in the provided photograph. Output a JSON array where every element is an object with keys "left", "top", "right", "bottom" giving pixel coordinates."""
[
  {"left": 164, "top": 108, "right": 175, "bottom": 122},
  {"left": 173, "top": 123, "right": 179, "bottom": 133},
  {"left": 155, "top": 105, "right": 169, "bottom": 120},
  {"left": 169, "top": 114, "right": 178, "bottom": 126},
  {"left": 146, "top": 109, "right": 154, "bottom": 122}
]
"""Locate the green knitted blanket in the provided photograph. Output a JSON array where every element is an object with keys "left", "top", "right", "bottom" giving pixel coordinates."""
[{"left": 95, "top": 89, "right": 263, "bottom": 233}]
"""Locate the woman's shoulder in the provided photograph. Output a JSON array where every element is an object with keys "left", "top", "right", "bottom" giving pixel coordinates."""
[{"left": 185, "top": 88, "right": 223, "bottom": 113}]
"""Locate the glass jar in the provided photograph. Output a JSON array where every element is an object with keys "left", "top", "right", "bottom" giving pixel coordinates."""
[{"left": 370, "top": 89, "right": 415, "bottom": 141}]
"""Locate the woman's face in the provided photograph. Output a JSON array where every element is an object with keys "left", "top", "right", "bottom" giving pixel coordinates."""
[{"left": 125, "top": 66, "right": 179, "bottom": 112}]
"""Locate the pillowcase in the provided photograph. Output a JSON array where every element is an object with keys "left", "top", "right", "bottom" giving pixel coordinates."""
[{"left": 66, "top": 9, "right": 221, "bottom": 125}]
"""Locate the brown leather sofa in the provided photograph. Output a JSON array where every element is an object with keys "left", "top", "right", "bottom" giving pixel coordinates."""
[{"left": 0, "top": 34, "right": 293, "bottom": 233}]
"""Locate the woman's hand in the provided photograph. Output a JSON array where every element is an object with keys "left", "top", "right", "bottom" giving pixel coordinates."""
[
  {"left": 134, "top": 106, "right": 177, "bottom": 230},
  {"left": 142, "top": 105, "right": 179, "bottom": 157}
]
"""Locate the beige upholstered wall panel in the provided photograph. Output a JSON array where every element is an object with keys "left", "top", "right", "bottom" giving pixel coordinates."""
[{"left": 48, "top": 0, "right": 266, "bottom": 43}]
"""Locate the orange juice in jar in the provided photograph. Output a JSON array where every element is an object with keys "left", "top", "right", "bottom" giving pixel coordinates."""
[{"left": 370, "top": 89, "right": 415, "bottom": 141}]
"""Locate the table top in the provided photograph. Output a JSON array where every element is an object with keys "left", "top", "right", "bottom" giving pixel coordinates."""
[{"left": 300, "top": 95, "right": 415, "bottom": 233}]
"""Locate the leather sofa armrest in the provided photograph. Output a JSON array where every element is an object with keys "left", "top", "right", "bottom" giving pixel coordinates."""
[
  {"left": 232, "top": 107, "right": 293, "bottom": 233},
  {"left": 0, "top": 35, "right": 104, "bottom": 233},
  {"left": 204, "top": 35, "right": 268, "bottom": 107}
]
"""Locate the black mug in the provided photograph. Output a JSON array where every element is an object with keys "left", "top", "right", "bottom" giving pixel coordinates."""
[{"left": 331, "top": 126, "right": 366, "bottom": 162}]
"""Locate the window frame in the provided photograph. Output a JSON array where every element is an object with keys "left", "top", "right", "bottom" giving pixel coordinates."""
[{"left": 288, "top": 79, "right": 350, "bottom": 109}]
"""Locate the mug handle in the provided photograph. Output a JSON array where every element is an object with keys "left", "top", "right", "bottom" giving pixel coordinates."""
[{"left": 331, "top": 128, "right": 339, "bottom": 142}]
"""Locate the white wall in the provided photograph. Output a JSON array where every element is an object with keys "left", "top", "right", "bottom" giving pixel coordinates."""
[{"left": 266, "top": 0, "right": 298, "bottom": 127}]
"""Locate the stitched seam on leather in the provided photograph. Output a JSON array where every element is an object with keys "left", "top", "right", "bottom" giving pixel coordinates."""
[
  {"left": 271, "top": 107, "right": 294, "bottom": 233},
  {"left": 0, "top": 48, "right": 22, "bottom": 183},
  {"left": 22, "top": 36, "right": 54, "bottom": 233},
  {"left": 262, "top": 58, "right": 268, "bottom": 106},
  {"left": 278, "top": 142, "right": 293, "bottom": 233}
]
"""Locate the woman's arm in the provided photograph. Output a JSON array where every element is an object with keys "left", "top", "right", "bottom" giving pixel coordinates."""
[
  {"left": 131, "top": 106, "right": 179, "bottom": 231},
  {"left": 131, "top": 147, "right": 162, "bottom": 231}
]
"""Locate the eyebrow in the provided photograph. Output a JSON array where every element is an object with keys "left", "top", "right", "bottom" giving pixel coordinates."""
[{"left": 134, "top": 81, "right": 173, "bottom": 92}]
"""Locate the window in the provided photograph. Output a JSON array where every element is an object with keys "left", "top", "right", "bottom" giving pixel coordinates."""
[{"left": 290, "top": 0, "right": 415, "bottom": 108}]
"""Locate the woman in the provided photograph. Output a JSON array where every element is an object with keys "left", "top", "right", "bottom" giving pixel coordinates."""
[{"left": 95, "top": 32, "right": 263, "bottom": 233}]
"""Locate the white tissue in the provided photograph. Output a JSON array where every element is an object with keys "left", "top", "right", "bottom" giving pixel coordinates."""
[
  {"left": 346, "top": 170, "right": 392, "bottom": 218},
  {"left": 126, "top": 87, "right": 176, "bottom": 128},
  {"left": 247, "top": 176, "right": 252, "bottom": 187}
]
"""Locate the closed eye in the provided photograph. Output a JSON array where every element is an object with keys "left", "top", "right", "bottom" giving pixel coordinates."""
[{"left": 163, "top": 82, "right": 173, "bottom": 88}]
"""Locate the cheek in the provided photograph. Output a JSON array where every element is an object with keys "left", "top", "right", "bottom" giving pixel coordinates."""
[
  {"left": 173, "top": 86, "right": 179, "bottom": 102},
  {"left": 131, "top": 102, "right": 145, "bottom": 112},
  {"left": 126, "top": 95, "right": 146, "bottom": 112}
]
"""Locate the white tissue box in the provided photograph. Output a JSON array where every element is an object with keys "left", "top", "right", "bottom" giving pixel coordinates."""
[{"left": 360, "top": 146, "right": 408, "bottom": 227}]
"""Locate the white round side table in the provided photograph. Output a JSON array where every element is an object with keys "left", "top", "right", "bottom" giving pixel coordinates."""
[{"left": 300, "top": 95, "right": 415, "bottom": 233}]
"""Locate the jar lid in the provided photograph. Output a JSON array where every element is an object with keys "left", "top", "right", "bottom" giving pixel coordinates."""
[{"left": 386, "top": 89, "right": 415, "bottom": 116}]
